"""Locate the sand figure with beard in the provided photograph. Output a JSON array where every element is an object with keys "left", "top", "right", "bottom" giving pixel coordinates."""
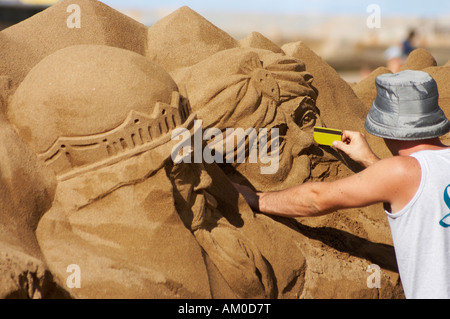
[{"left": 172, "top": 48, "right": 345, "bottom": 192}]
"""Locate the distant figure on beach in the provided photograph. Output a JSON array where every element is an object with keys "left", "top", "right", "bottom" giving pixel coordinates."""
[
  {"left": 402, "top": 30, "right": 416, "bottom": 57},
  {"left": 384, "top": 29, "right": 418, "bottom": 73},
  {"left": 235, "top": 70, "right": 450, "bottom": 299}
]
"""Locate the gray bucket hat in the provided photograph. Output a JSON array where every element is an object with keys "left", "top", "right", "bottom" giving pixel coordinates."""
[{"left": 365, "top": 70, "right": 450, "bottom": 140}]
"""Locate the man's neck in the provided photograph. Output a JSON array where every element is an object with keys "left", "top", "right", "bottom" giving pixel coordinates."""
[{"left": 397, "top": 139, "right": 449, "bottom": 156}]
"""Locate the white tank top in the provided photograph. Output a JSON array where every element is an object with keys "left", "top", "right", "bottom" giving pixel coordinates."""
[{"left": 385, "top": 148, "right": 450, "bottom": 299}]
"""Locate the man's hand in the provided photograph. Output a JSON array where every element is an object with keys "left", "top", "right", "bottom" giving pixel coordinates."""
[
  {"left": 333, "top": 130, "right": 380, "bottom": 168},
  {"left": 232, "top": 183, "right": 260, "bottom": 212}
]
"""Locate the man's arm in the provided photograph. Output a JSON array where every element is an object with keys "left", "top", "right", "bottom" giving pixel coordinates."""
[{"left": 235, "top": 155, "right": 421, "bottom": 218}]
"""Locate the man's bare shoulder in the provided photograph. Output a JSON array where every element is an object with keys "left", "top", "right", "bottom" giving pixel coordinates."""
[
  {"left": 367, "top": 155, "right": 421, "bottom": 190},
  {"left": 375, "top": 155, "right": 421, "bottom": 174},
  {"left": 368, "top": 155, "right": 421, "bottom": 212}
]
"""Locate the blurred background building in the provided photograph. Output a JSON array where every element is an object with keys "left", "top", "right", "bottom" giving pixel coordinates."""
[{"left": 1, "top": 0, "right": 449, "bottom": 82}]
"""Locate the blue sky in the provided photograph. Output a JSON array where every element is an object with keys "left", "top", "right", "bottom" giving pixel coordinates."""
[{"left": 101, "top": 0, "right": 450, "bottom": 17}]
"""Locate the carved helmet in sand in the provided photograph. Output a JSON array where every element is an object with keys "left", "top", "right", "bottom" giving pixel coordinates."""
[{"left": 8, "top": 45, "right": 193, "bottom": 181}]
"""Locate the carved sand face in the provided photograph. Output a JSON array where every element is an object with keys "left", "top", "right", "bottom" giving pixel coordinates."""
[
  {"left": 228, "top": 56, "right": 331, "bottom": 191},
  {"left": 174, "top": 48, "right": 334, "bottom": 191},
  {"left": 229, "top": 94, "right": 326, "bottom": 191}
]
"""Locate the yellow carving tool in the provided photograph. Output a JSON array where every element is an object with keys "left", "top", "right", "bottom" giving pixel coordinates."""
[{"left": 313, "top": 127, "right": 342, "bottom": 146}]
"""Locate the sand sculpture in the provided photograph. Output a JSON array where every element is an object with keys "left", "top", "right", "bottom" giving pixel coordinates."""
[{"left": 1, "top": 0, "right": 448, "bottom": 299}]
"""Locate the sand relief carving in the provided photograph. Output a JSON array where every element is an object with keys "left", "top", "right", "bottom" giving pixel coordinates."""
[
  {"left": 7, "top": 44, "right": 277, "bottom": 298},
  {"left": 39, "top": 91, "right": 191, "bottom": 181}
]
